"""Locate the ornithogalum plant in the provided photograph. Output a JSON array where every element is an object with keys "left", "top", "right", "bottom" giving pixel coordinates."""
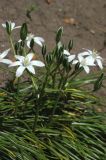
[{"left": 0, "top": 21, "right": 106, "bottom": 160}]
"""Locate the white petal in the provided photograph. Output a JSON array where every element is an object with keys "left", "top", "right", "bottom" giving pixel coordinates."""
[
  {"left": 31, "top": 60, "right": 45, "bottom": 67},
  {"left": 96, "top": 59, "right": 103, "bottom": 69},
  {"left": 2, "top": 23, "right": 6, "bottom": 28},
  {"left": 15, "top": 55, "right": 24, "bottom": 62},
  {"left": 78, "top": 55, "right": 84, "bottom": 63},
  {"left": 34, "top": 37, "right": 44, "bottom": 46},
  {"left": 85, "top": 56, "right": 95, "bottom": 66},
  {"left": 26, "top": 40, "right": 31, "bottom": 48},
  {"left": 9, "top": 61, "right": 21, "bottom": 67},
  {"left": 68, "top": 55, "right": 76, "bottom": 62},
  {"left": 63, "top": 50, "right": 70, "bottom": 56},
  {"left": 97, "top": 55, "right": 103, "bottom": 60},
  {"left": 27, "top": 33, "right": 34, "bottom": 41},
  {"left": 82, "top": 48, "right": 92, "bottom": 54},
  {"left": 78, "top": 51, "right": 90, "bottom": 57},
  {"left": 16, "top": 66, "right": 25, "bottom": 77},
  {"left": 26, "top": 53, "right": 34, "bottom": 61},
  {"left": 35, "top": 37, "right": 44, "bottom": 42},
  {"left": 72, "top": 60, "right": 78, "bottom": 64},
  {"left": 0, "top": 49, "right": 10, "bottom": 59},
  {"left": 27, "top": 65, "right": 35, "bottom": 74},
  {"left": 14, "top": 26, "right": 21, "bottom": 29},
  {"left": 0, "top": 59, "right": 12, "bottom": 64},
  {"left": 83, "top": 66, "right": 90, "bottom": 74},
  {"left": 11, "top": 22, "right": 15, "bottom": 30},
  {"left": 18, "top": 39, "right": 22, "bottom": 43}
]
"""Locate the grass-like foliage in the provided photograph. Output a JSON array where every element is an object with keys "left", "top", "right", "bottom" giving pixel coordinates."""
[{"left": 0, "top": 22, "right": 106, "bottom": 159}]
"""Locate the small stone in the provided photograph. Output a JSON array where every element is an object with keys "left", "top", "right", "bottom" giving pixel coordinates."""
[{"left": 64, "top": 18, "right": 78, "bottom": 25}]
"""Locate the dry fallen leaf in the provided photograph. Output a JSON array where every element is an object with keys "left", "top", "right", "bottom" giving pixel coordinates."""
[
  {"left": 64, "top": 18, "right": 78, "bottom": 25},
  {"left": 90, "top": 29, "right": 95, "bottom": 34}
]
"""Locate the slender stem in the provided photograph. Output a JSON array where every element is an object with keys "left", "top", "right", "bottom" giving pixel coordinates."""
[
  {"left": 32, "top": 104, "right": 39, "bottom": 132},
  {"left": 9, "top": 35, "right": 16, "bottom": 56},
  {"left": 33, "top": 71, "right": 49, "bottom": 132},
  {"left": 61, "top": 72, "right": 69, "bottom": 89},
  {"left": 49, "top": 92, "right": 61, "bottom": 125},
  {"left": 58, "top": 69, "right": 66, "bottom": 89},
  {"left": 52, "top": 73, "right": 56, "bottom": 88},
  {"left": 30, "top": 75, "right": 39, "bottom": 132},
  {"left": 40, "top": 72, "right": 49, "bottom": 96},
  {"left": 69, "top": 68, "right": 83, "bottom": 81},
  {"left": 58, "top": 75, "right": 63, "bottom": 89},
  {"left": 14, "top": 78, "right": 20, "bottom": 118},
  {"left": 31, "top": 75, "right": 38, "bottom": 90}
]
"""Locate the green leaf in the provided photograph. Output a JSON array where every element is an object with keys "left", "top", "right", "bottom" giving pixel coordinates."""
[
  {"left": 93, "top": 73, "right": 104, "bottom": 91},
  {"left": 56, "top": 27, "right": 63, "bottom": 44},
  {"left": 20, "top": 23, "right": 28, "bottom": 41},
  {"left": 42, "top": 44, "right": 46, "bottom": 57},
  {"left": 30, "top": 38, "right": 34, "bottom": 49},
  {"left": 68, "top": 40, "right": 73, "bottom": 51},
  {"left": 6, "top": 21, "right": 11, "bottom": 35}
]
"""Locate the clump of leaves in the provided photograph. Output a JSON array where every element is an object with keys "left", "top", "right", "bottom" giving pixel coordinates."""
[{"left": 0, "top": 23, "right": 106, "bottom": 160}]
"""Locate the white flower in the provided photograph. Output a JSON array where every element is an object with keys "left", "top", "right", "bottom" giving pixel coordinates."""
[
  {"left": 26, "top": 33, "right": 44, "bottom": 48},
  {"left": 2, "top": 21, "right": 21, "bottom": 31},
  {"left": 63, "top": 50, "right": 70, "bottom": 56},
  {"left": 63, "top": 50, "right": 76, "bottom": 62},
  {"left": 0, "top": 49, "right": 12, "bottom": 64},
  {"left": 9, "top": 53, "right": 45, "bottom": 77},
  {"left": 73, "top": 55, "right": 95, "bottom": 74},
  {"left": 78, "top": 49, "right": 103, "bottom": 69}
]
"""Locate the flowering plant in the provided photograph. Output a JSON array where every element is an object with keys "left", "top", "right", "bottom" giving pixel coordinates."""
[{"left": 0, "top": 22, "right": 106, "bottom": 160}]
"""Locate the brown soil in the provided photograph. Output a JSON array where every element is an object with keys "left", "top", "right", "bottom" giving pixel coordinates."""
[
  {"left": 0, "top": 0, "right": 106, "bottom": 96},
  {"left": 0, "top": 0, "right": 106, "bottom": 51}
]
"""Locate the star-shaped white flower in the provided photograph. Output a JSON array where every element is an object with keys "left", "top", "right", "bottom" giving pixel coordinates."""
[
  {"left": 26, "top": 33, "right": 45, "bottom": 48},
  {"left": 9, "top": 53, "right": 45, "bottom": 77},
  {"left": 0, "top": 49, "right": 12, "bottom": 64},
  {"left": 78, "top": 49, "right": 103, "bottom": 69},
  {"left": 73, "top": 55, "right": 95, "bottom": 74},
  {"left": 63, "top": 49, "right": 76, "bottom": 62},
  {"left": 2, "top": 21, "right": 21, "bottom": 31}
]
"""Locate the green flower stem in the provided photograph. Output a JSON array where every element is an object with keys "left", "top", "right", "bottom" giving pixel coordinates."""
[
  {"left": 49, "top": 93, "right": 61, "bottom": 125},
  {"left": 50, "top": 64, "right": 61, "bottom": 88},
  {"left": 69, "top": 68, "right": 83, "bottom": 81},
  {"left": 32, "top": 104, "right": 39, "bottom": 132},
  {"left": 13, "top": 78, "right": 20, "bottom": 118},
  {"left": 30, "top": 75, "right": 39, "bottom": 132},
  {"left": 52, "top": 73, "right": 56, "bottom": 88},
  {"left": 9, "top": 35, "right": 16, "bottom": 56},
  {"left": 58, "top": 75, "right": 63, "bottom": 89},
  {"left": 33, "top": 71, "right": 50, "bottom": 132},
  {"left": 61, "top": 72, "right": 69, "bottom": 89},
  {"left": 58, "top": 69, "right": 66, "bottom": 89},
  {"left": 30, "top": 75, "right": 38, "bottom": 91},
  {"left": 30, "top": 73, "right": 47, "bottom": 132},
  {"left": 40, "top": 71, "right": 50, "bottom": 96}
]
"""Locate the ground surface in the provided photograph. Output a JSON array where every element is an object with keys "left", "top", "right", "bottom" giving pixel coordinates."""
[{"left": 0, "top": 0, "right": 106, "bottom": 95}]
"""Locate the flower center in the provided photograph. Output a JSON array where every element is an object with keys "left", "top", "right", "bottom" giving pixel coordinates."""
[
  {"left": 92, "top": 50, "right": 98, "bottom": 59},
  {"left": 23, "top": 57, "right": 30, "bottom": 67}
]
